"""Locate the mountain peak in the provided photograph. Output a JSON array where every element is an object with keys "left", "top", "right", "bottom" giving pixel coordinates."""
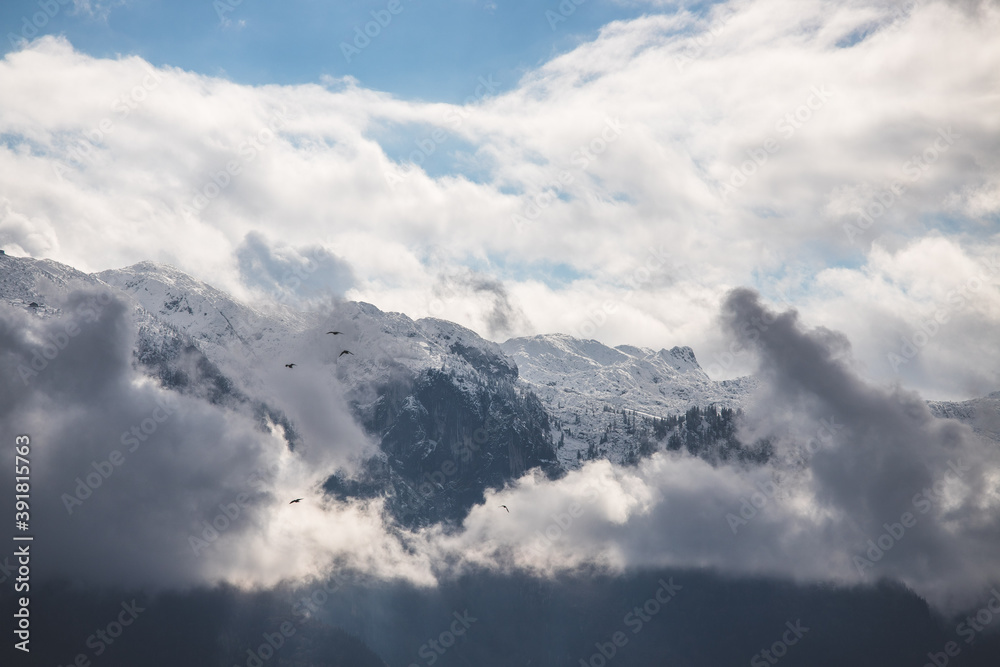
[
  {"left": 502, "top": 333, "right": 631, "bottom": 369},
  {"left": 661, "top": 345, "right": 700, "bottom": 372}
]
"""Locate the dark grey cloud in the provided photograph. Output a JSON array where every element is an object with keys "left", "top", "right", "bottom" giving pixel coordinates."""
[
  {"left": 435, "top": 270, "right": 532, "bottom": 338},
  {"left": 719, "top": 287, "right": 1000, "bottom": 608},
  {"left": 0, "top": 289, "right": 378, "bottom": 591},
  {"left": 0, "top": 291, "right": 280, "bottom": 588}
]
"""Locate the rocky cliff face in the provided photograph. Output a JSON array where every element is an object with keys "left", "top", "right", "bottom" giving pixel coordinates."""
[{"left": 334, "top": 365, "right": 558, "bottom": 527}]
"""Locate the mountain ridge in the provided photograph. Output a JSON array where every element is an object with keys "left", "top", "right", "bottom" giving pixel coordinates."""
[{"left": 3, "top": 255, "right": 996, "bottom": 509}]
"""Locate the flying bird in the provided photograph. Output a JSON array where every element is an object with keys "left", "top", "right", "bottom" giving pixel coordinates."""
[
  {"left": 500, "top": 505, "right": 509, "bottom": 513},
  {"left": 326, "top": 331, "right": 342, "bottom": 335},
  {"left": 339, "top": 350, "right": 353, "bottom": 357},
  {"left": 285, "top": 363, "right": 296, "bottom": 368},
  {"left": 289, "top": 498, "right": 303, "bottom": 504}
]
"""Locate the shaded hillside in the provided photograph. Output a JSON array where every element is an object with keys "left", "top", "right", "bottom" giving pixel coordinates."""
[{"left": 330, "top": 365, "right": 558, "bottom": 527}]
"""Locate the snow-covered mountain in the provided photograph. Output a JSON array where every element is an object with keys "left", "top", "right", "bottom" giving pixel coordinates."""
[
  {"left": 0, "top": 252, "right": 194, "bottom": 376},
  {"left": 3, "top": 255, "right": 558, "bottom": 524},
  {"left": 4, "top": 254, "right": 997, "bottom": 524},
  {"left": 500, "top": 333, "right": 757, "bottom": 467},
  {"left": 95, "top": 259, "right": 762, "bottom": 471},
  {"left": 98, "top": 260, "right": 309, "bottom": 356}
]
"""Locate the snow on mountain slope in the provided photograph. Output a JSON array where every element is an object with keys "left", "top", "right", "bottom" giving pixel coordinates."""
[
  {"left": 95, "top": 264, "right": 520, "bottom": 429},
  {"left": 97, "top": 261, "right": 309, "bottom": 364},
  {"left": 5, "top": 255, "right": 997, "bottom": 475},
  {"left": 500, "top": 334, "right": 757, "bottom": 467},
  {"left": 415, "top": 317, "right": 517, "bottom": 379},
  {"left": 1, "top": 252, "right": 109, "bottom": 316},
  {"left": 0, "top": 254, "right": 196, "bottom": 363}
]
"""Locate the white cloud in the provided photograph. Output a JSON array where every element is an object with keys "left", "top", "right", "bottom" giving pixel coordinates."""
[{"left": 0, "top": 0, "right": 998, "bottom": 401}]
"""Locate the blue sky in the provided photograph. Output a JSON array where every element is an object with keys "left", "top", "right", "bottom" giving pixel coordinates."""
[{"left": 2, "top": 0, "right": 664, "bottom": 102}]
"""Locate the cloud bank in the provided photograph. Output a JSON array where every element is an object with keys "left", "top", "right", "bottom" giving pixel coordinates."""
[
  {"left": 0, "top": 0, "right": 998, "bottom": 399},
  {"left": 421, "top": 288, "right": 1000, "bottom": 613},
  {"left": 4, "top": 285, "right": 998, "bottom": 615}
]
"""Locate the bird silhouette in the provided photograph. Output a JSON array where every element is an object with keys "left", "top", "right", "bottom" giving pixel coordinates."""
[
  {"left": 500, "top": 505, "right": 509, "bottom": 513},
  {"left": 338, "top": 350, "right": 353, "bottom": 357},
  {"left": 289, "top": 498, "right": 303, "bottom": 504},
  {"left": 326, "top": 331, "right": 342, "bottom": 335},
  {"left": 285, "top": 363, "right": 296, "bottom": 368}
]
